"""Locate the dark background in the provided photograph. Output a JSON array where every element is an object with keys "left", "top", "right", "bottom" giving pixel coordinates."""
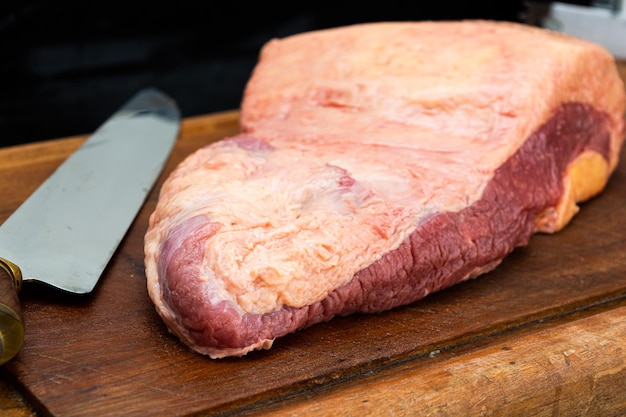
[{"left": 0, "top": 1, "right": 576, "bottom": 147}]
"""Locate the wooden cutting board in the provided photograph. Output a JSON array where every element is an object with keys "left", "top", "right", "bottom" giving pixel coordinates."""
[{"left": 2, "top": 108, "right": 626, "bottom": 417}]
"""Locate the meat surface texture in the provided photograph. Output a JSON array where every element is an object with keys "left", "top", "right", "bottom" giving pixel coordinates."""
[{"left": 145, "top": 21, "right": 626, "bottom": 358}]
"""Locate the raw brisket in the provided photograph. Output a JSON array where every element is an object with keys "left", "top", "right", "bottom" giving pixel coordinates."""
[{"left": 144, "top": 21, "right": 626, "bottom": 358}]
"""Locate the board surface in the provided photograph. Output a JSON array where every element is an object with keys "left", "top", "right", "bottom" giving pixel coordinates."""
[{"left": 1, "top": 109, "right": 626, "bottom": 417}]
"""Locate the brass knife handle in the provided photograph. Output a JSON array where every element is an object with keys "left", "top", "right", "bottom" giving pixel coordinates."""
[{"left": 0, "top": 257, "right": 24, "bottom": 365}]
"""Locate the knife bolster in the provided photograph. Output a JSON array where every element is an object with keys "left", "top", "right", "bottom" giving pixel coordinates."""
[
  {"left": 0, "top": 257, "right": 24, "bottom": 365},
  {"left": 0, "top": 257, "right": 22, "bottom": 293}
]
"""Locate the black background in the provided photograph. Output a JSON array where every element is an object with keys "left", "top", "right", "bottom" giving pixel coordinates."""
[{"left": 0, "top": 1, "right": 554, "bottom": 147}]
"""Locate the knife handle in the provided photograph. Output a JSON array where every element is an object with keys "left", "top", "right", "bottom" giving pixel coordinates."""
[{"left": 0, "top": 257, "right": 24, "bottom": 366}]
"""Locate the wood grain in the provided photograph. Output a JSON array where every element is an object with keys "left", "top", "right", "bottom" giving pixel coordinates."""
[
  {"left": 0, "top": 376, "right": 35, "bottom": 417},
  {"left": 246, "top": 300, "right": 626, "bottom": 417},
  {"left": 0, "top": 69, "right": 625, "bottom": 416}
]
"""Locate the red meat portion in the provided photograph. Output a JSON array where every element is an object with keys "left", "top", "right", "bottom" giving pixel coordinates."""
[{"left": 145, "top": 21, "right": 625, "bottom": 358}]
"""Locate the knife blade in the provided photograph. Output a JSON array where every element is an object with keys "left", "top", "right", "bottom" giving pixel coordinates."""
[{"left": 0, "top": 88, "right": 180, "bottom": 365}]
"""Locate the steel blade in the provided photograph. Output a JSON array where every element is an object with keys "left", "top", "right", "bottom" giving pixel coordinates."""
[{"left": 0, "top": 88, "right": 180, "bottom": 293}]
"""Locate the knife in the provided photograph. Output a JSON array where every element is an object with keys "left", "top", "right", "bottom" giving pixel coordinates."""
[{"left": 0, "top": 88, "right": 180, "bottom": 365}]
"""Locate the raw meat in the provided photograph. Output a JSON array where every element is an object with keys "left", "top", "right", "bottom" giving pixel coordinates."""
[{"left": 144, "top": 21, "right": 626, "bottom": 358}]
